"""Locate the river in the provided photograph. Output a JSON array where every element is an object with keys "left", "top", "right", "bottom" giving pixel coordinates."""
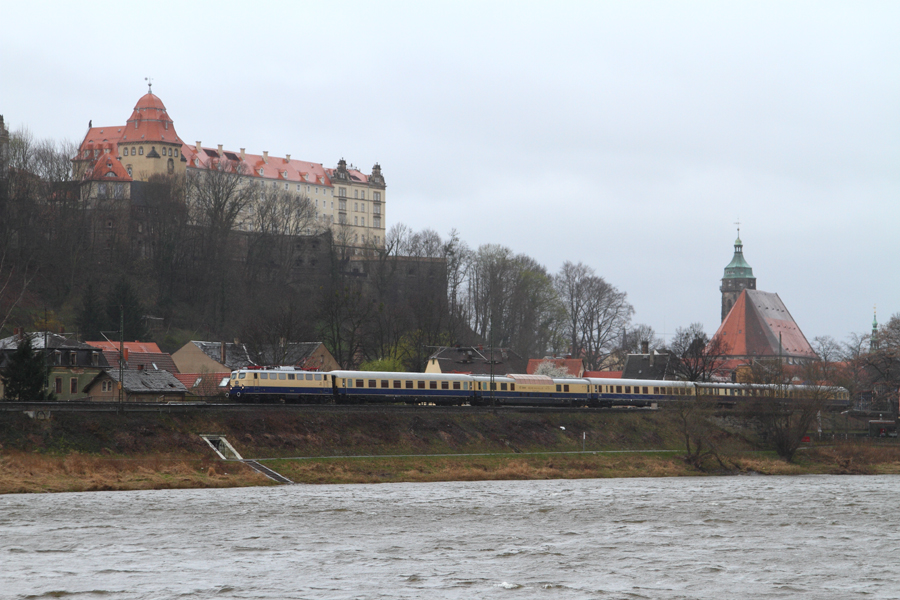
[{"left": 2, "top": 475, "right": 897, "bottom": 599}]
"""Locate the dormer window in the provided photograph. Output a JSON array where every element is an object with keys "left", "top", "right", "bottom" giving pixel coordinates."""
[
  {"left": 282, "top": 171, "right": 288, "bottom": 178},
  {"left": 258, "top": 168, "right": 264, "bottom": 176},
  {"left": 69, "top": 352, "right": 77, "bottom": 366}
]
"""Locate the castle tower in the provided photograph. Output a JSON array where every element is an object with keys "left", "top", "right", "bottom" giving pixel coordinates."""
[
  {"left": 720, "top": 229, "right": 756, "bottom": 321},
  {"left": 117, "top": 85, "right": 185, "bottom": 180}
]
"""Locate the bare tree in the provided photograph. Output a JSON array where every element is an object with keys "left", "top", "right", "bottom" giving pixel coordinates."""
[
  {"left": 668, "top": 323, "right": 730, "bottom": 382},
  {"left": 741, "top": 361, "right": 830, "bottom": 462}
]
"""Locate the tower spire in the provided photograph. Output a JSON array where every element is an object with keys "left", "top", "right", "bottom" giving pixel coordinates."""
[{"left": 144, "top": 77, "right": 153, "bottom": 94}]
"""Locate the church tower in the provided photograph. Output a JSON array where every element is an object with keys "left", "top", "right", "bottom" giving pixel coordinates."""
[{"left": 720, "top": 229, "right": 756, "bottom": 321}]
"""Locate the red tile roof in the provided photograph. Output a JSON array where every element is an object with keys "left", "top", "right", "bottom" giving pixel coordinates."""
[
  {"left": 584, "top": 371, "right": 623, "bottom": 378},
  {"left": 181, "top": 144, "right": 333, "bottom": 187},
  {"left": 712, "top": 289, "right": 817, "bottom": 360},
  {"left": 86, "top": 341, "right": 163, "bottom": 353}
]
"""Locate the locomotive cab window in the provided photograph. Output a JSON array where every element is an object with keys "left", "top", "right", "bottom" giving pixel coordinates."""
[{"left": 239, "top": 373, "right": 246, "bottom": 379}]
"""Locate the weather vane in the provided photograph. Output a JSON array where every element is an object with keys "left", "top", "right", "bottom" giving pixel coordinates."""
[
  {"left": 145, "top": 77, "right": 153, "bottom": 93},
  {"left": 734, "top": 218, "right": 741, "bottom": 237}
]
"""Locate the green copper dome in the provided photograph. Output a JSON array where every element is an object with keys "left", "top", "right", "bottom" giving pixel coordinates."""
[{"left": 723, "top": 237, "right": 754, "bottom": 279}]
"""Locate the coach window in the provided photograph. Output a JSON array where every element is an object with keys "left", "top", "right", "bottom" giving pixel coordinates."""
[
  {"left": 430, "top": 381, "right": 437, "bottom": 389},
  {"left": 616, "top": 386, "right": 622, "bottom": 393},
  {"left": 643, "top": 386, "right": 648, "bottom": 394},
  {"left": 624, "top": 386, "right": 630, "bottom": 394},
  {"left": 369, "top": 380, "right": 376, "bottom": 387},
  {"left": 381, "top": 380, "right": 389, "bottom": 388},
  {"left": 564, "top": 384, "right": 570, "bottom": 392},
  {"left": 500, "top": 383, "right": 507, "bottom": 391},
  {"left": 417, "top": 380, "right": 425, "bottom": 389},
  {"left": 394, "top": 380, "right": 401, "bottom": 388},
  {"left": 441, "top": 381, "right": 449, "bottom": 389},
  {"left": 406, "top": 380, "right": 413, "bottom": 389},
  {"left": 356, "top": 379, "right": 363, "bottom": 387}
]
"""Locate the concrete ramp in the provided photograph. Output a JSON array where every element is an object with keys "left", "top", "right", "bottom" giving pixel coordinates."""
[{"left": 242, "top": 460, "right": 295, "bottom": 484}]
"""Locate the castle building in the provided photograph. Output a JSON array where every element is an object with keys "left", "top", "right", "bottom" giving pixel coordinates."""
[{"left": 73, "top": 87, "right": 386, "bottom": 250}]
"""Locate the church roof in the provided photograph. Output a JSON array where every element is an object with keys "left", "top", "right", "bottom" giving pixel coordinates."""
[{"left": 712, "top": 289, "right": 817, "bottom": 360}]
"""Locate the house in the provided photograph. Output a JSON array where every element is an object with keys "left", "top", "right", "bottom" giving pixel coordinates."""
[
  {"left": 174, "top": 372, "right": 231, "bottom": 398},
  {"left": 84, "top": 341, "right": 179, "bottom": 374},
  {"left": 526, "top": 357, "right": 585, "bottom": 378},
  {"left": 0, "top": 331, "right": 109, "bottom": 400},
  {"left": 425, "top": 346, "right": 527, "bottom": 375},
  {"left": 83, "top": 368, "right": 187, "bottom": 402},
  {"left": 171, "top": 340, "right": 340, "bottom": 373},
  {"left": 621, "top": 351, "right": 678, "bottom": 380}
]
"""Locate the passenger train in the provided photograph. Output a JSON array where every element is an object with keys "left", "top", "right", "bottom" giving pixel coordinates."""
[{"left": 227, "top": 366, "right": 850, "bottom": 408}]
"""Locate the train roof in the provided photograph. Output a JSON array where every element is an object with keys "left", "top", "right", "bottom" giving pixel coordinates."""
[{"left": 330, "top": 370, "right": 473, "bottom": 381}]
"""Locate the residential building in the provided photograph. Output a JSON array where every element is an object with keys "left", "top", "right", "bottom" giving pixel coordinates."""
[
  {"left": 84, "top": 341, "right": 179, "bottom": 374},
  {"left": 425, "top": 346, "right": 527, "bottom": 375},
  {"left": 83, "top": 368, "right": 187, "bottom": 402},
  {"left": 526, "top": 357, "right": 585, "bottom": 378},
  {"left": 0, "top": 331, "right": 109, "bottom": 400},
  {"left": 172, "top": 340, "right": 340, "bottom": 373}
]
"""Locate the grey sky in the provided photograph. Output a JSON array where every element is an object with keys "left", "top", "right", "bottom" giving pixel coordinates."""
[{"left": 3, "top": 1, "right": 898, "bottom": 345}]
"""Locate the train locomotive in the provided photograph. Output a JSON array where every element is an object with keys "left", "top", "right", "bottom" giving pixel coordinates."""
[{"left": 227, "top": 366, "right": 850, "bottom": 408}]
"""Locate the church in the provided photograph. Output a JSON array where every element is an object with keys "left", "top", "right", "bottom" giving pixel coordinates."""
[{"left": 712, "top": 231, "right": 817, "bottom": 365}]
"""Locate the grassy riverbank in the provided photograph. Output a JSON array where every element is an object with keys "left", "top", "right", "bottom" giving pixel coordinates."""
[{"left": 0, "top": 407, "right": 898, "bottom": 493}]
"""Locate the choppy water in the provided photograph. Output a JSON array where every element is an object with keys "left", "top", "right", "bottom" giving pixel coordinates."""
[{"left": 1, "top": 475, "right": 898, "bottom": 599}]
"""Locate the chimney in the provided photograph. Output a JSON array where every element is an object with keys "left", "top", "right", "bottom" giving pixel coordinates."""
[
  {"left": 262, "top": 151, "right": 268, "bottom": 163},
  {"left": 239, "top": 148, "right": 245, "bottom": 161},
  {"left": 138, "top": 364, "right": 144, "bottom": 371},
  {"left": 285, "top": 154, "right": 290, "bottom": 163},
  {"left": 641, "top": 340, "right": 649, "bottom": 354},
  {"left": 195, "top": 141, "right": 202, "bottom": 154},
  {"left": 217, "top": 144, "right": 223, "bottom": 155},
  {"left": 221, "top": 342, "right": 227, "bottom": 365}
]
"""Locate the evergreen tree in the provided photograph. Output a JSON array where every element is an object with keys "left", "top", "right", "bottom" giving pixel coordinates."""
[
  {"left": 1, "top": 335, "right": 55, "bottom": 401},
  {"left": 105, "top": 278, "right": 148, "bottom": 342},
  {"left": 76, "top": 283, "right": 107, "bottom": 341}
]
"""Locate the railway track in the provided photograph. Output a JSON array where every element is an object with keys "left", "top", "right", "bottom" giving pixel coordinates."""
[{"left": 0, "top": 400, "right": 658, "bottom": 415}]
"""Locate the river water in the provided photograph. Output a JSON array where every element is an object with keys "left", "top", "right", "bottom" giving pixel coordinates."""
[{"left": 1, "top": 475, "right": 898, "bottom": 599}]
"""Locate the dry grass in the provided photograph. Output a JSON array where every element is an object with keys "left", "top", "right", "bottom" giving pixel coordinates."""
[
  {"left": 0, "top": 452, "right": 272, "bottom": 494},
  {"left": 266, "top": 452, "right": 699, "bottom": 485}
]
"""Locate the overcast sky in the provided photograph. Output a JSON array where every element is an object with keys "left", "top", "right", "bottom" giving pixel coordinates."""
[{"left": 3, "top": 1, "right": 898, "bottom": 345}]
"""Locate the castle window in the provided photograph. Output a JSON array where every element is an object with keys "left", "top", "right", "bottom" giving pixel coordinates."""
[
  {"left": 175, "top": 149, "right": 178, "bottom": 157},
  {"left": 374, "top": 192, "right": 381, "bottom": 201},
  {"left": 139, "top": 147, "right": 143, "bottom": 155},
  {"left": 127, "top": 167, "right": 132, "bottom": 176},
  {"left": 354, "top": 202, "right": 358, "bottom": 212},
  {"left": 354, "top": 189, "right": 358, "bottom": 199},
  {"left": 361, "top": 217, "right": 365, "bottom": 227},
  {"left": 354, "top": 217, "right": 358, "bottom": 225},
  {"left": 338, "top": 187, "right": 346, "bottom": 197},
  {"left": 129, "top": 147, "right": 134, "bottom": 156},
  {"left": 284, "top": 183, "right": 288, "bottom": 190}
]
